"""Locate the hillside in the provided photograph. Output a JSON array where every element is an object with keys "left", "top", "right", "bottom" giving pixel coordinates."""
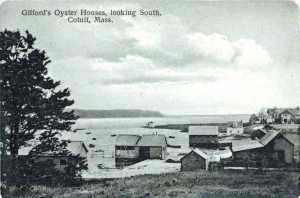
[
  {"left": 71, "top": 109, "right": 164, "bottom": 118},
  {"left": 3, "top": 170, "right": 298, "bottom": 197}
]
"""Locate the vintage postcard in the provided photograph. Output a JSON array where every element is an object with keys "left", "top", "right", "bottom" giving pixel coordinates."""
[{"left": 0, "top": 0, "right": 299, "bottom": 197}]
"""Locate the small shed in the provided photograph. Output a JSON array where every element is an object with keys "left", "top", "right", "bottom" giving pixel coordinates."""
[
  {"left": 180, "top": 148, "right": 210, "bottom": 171},
  {"left": 147, "top": 121, "right": 155, "bottom": 128}
]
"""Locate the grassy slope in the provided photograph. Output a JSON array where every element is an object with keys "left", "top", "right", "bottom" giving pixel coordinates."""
[{"left": 4, "top": 170, "right": 299, "bottom": 198}]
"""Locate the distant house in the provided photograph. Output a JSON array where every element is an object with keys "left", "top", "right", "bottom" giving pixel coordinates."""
[
  {"left": 181, "top": 148, "right": 210, "bottom": 171},
  {"left": 115, "top": 133, "right": 167, "bottom": 167},
  {"left": 232, "top": 130, "right": 294, "bottom": 164},
  {"left": 147, "top": 121, "right": 155, "bottom": 128},
  {"left": 188, "top": 126, "right": 219, "bottom": 148},
  {"left": 226, "top": 121, "right": 243, "bottom": 135},
  {"left": 18, "top": 141, "right": 88, "bottom": 172},
  {"left": 267, "top": 107, "right": 300, "bottom": 124}
]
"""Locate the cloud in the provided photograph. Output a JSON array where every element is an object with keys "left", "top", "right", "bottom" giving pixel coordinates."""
[
  {"left": 187, "top": 33, "right": 236, "bottom": 63},
  {"left": 232, "top": 39, "right": 272, "bottom": 69},
  {"left": 187, "top": 33, "right": 272, "bottom": 69},
  {"left": 91, "top": 55, "right": 216, "bottom": 84}
]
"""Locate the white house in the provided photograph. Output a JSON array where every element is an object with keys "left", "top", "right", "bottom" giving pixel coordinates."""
[{"left": 226, "top": 121, "right": 244, "bottom": 135}]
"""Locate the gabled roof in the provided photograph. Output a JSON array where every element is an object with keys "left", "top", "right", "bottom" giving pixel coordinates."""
[
  {"left": 18, "top": 141, "right": 88, "bottom": 156},
  {"left": 188, "top": 126, "right": 218, "bottom": 136},
  {"left": 67, "top": 141, "right": 88, "bottom": 155},
  {"left": 193, "top": 148, "right": 210, "bottom": 160},
  {"left": 115, "top": 134, "right": 140, "bottom": 146},
  {"left": 137, "top": 134, "right": 166, "bottom": 147},
  {"left": 227, "top": 121, "right": 243, "bottom": 128},
  {"left": 181, "top": 148, "right": 210, "bottom": 161},
  {"left": 259, "top": 130, "right": 279, "bottom": 145},
  {"left": 280, "top": 109, "right": 295, "bottom": 116},
  {"left": 258, "top": 130, "right": 294, "bottom": 146},
  {"left": 18, "top": 141, "right": 40, "bottom": 155},
  {"left": 231, "top": 139, "right": 264, "bottom": 152},
  {"left": 268, "top": 107, "right": 300, "bottom": 116}
]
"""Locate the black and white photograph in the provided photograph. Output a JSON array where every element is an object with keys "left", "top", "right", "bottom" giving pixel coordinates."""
[{"left": 0, "top": 0, "right": 300, "bottom": 197}]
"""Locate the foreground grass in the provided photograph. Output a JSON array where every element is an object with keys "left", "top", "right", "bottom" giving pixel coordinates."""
[{"left": 2, "top": 170, "right": 299, "bottom": 198}]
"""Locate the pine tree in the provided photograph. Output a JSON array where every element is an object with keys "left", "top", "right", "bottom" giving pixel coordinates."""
[{"left": 0, "top": 29, "right": 82, "bottom": 185}]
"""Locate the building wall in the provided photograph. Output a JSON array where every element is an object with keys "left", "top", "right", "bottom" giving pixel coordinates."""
[
  {"left": 280, "top": 113, "right": 293, "bottom": 123},
  {"left": 189, "top": 135, "right": 218, "bottom": 147},
  {"left": 227, "top": 127, "right": 244, "bottom": 135},
  {"left": 150, "top": 147, "right": 162, "bottom": 158},
  {"left": 233, "top": 137, "right": 294, "bottom": 164},
  {"left": 181, "top": 152, "right": 208, "bottom": 171},
  {"left": 273, "top": 138, "right": 294, "bottom": 164},
  {"left": 33, "top": 157, "right": 68, "bottom": 172},
  {"left": 115, "top": 146, "right": 139, "bottom": 159}
]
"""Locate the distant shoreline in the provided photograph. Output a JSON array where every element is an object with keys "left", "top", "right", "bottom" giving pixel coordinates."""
[{"left": 71, "top": 109, "right": 164, "bottom": 118}]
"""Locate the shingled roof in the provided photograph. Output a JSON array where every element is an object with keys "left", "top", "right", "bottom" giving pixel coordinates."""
[
  {"left": 18, "top": 141, "right": 88, "bottom": 156},
  {"left": 188, "top": 126, "right": 218, "bottom": 136},
  {"left": 115, "top": 134, "right": 140, "bottom": 146},
  {"left": 137, "top": 134, "right": 166, "bottom": 147},
  {"left": 115, "top": 134, "right": 167, "bottom": 147},
  {"left": 231, "top": 139, "right": 264, "bottom": 152}
]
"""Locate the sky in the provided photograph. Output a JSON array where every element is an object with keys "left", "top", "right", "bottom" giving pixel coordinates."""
[{"left": 0, "top": 0, "right": 300, "bottom": 115}]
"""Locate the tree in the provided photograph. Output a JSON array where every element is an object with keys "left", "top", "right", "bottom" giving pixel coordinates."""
[
  {"left": 249, "top": 114, "right": 259, "bottom": 124},
  {"left": 258, "top": 107, "right": 267, "bottom": 124},
  {"left": 0, "top": 29, "right": 82, "bottom": 185}
]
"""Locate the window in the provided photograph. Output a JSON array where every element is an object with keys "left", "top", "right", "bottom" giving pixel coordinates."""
[{"left": 60, "top": 159, "right": 67, "bottom": 165}]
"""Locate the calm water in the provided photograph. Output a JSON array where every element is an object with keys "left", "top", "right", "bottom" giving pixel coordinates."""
[{"left": 74, "top": 114, "right": 251, "bottom": 129}]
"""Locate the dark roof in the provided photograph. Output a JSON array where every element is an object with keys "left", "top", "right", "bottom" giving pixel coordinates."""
[
  {"left": 137, "top": 134, "right": 166, "bottom": 147},
  {"left": 259, "top": 130, "right": 279, "bottom": 145},
  {"left": 115, "top": 134, "right": 140, "bottom": 146}
]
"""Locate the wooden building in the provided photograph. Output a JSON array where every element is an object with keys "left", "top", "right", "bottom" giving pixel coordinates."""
[
  {"left": 115, "top": 133, "right": 167, "bottom": 167},
  {"left": 115, "top": 135, "right": 141, "bottom": 167},
  {"left": 180, "top": 148, "right": 210, "bottom": 171},
  {"left": 18, "top": 141, "right": 88, "bottom": 172},
  {"left": 188, "top": 126, "right": 218, "bottom": 148},
  {"left": 267, "top": 107, "right": 300, "bottom": 124},
  {"left": 232, "top": 130, "right": 294, "bottom": 164}
]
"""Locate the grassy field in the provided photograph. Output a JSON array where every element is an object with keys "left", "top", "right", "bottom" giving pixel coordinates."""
[{"left": 3, "top": 170, "right": 299, "bottom": 198}]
